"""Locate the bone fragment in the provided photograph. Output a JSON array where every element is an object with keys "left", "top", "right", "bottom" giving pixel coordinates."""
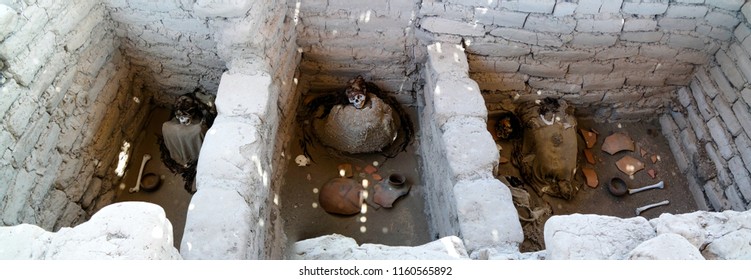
[
  {"left": 129, "top": 154, "right": 152, "bottom": 193},
  {"left": 628, "top": 181, "right": 664, "bottom": 194},
  {"left": 635, "top": 200, "right": 669, "bottom": 215}
]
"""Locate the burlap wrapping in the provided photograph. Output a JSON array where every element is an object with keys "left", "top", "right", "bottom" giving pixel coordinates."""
[
  {"left": 516, "top": 99, "right": 580, "bottom": 200},
  {"left": 314, "top": 94, "right": 398, "bottom": 154}
]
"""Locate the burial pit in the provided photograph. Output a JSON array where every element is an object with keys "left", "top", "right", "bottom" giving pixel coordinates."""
[{"left": 1, "top": 0, "right": 751, "bottom": 260}]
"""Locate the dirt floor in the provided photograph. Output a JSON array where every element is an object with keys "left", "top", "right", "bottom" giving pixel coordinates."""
[
  {"left": 113, "top": 107, "right": 193, "bottom": 250},
  {"left": 489, "top": 114, "right": 698, "bottom": 252},
  {"left": 280, "top": 106, "right": 431, "bottom": 250}
]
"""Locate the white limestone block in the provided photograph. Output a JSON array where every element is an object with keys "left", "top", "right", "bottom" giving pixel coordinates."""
[
  {"left": 628, "top": 233, "right": 705, "bottom": 260},
  {"left": 0, "top": 224, "right": 53, "bottom": 259},
  {"left": 703, "top": 228, "right": 751, "bottom": 259},
  {"left": 427, "top": 42, "right": 469, "bottom": 77},
  {"left": 441, "top": 118, "right": 498, "bottom": 182},
  {"left": 181, "top": 188, "right": 254, "bottom": 259},
  {"left": 545, "top": 214, "right": 656, "bottom": 259},
  {"left": 215, "top": 72, "right": 272, "bottom": 121},
  {"left": 292, "top": 234, "right": 469, "bottom": 260},
  {"left": 193, "top": 0, "right": 253, "bottom": 18},
  {"left": 0, "top": 4, "right": 17, "bottom": 40},
  {"left": 454, "top": 179, "right": 523, "bottom": 254},
  {"left": 650, "top": 210, "right": 751, "bottom": 259},
  {"left": 429, "top": 79, "right": 487, "bottom": 130}
]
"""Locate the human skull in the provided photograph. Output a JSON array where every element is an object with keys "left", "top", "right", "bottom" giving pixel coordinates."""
[
  {"left": 174, "top": 95, "right": 197, "bottom": 125},
  {"left": 345, "top": 75, "right": 369, "bottom": 109}
]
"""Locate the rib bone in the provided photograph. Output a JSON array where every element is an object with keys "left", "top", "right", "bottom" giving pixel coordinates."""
[
  {"left": 129, "top": 154, "right": 152, "bottom": 193},
  {"left": 628, "top": 180, "right": 664, "bottom": 194},
  {"left": 635, "top": 200, "right": 669, "bottom": 215}
]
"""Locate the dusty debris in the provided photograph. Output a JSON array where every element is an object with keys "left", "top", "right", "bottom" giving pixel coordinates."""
[
  {"left": 583, "top": 149, "right": 595, "bottom": 164},
  {"left": 602, "top": 133, "right": 635, "bottom": 155},
  {"left": 582, "top": 167, "right": 598, "bottom": 188},
  {"left": 579, "top": 128, "right": 597, "bottom": 149},
  {"left": 616, "top": 155, "right": 645, "bottom": 176}
]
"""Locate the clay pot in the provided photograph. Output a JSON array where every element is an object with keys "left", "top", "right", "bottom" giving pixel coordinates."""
[
  {"left": 608, "top": 177, "right": 628, "bottom": 197},
  {"left": 387, "top": 173, "right": 406, "bottom": 187},
  {"left": 141, "top": 173, "right": 161, "bottom": 192},
  {"left": 319, "top": 178, "right": 363, "bottom": 215}
]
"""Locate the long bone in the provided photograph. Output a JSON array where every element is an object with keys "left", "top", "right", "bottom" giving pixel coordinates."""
[
  {"left": 635, "top": 200, "right": 669, "bottom": 215},
  {"left": 628, "top": 180, "right": 664, "bottom": 194},
  {"left": 129, "top": 154, "right": 152, "bottom": 193}
]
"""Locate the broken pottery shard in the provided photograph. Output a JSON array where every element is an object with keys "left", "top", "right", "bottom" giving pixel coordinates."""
[
  {"left": 372, "top": 173, "right": 382, "bottom": 181},
  {"left": 319, "top": 178, "right": 363, "bottom": 215},
  {"left": 616, "top": 155, "right": 645, "bottom": 176},
  {"left": 337, "top": 163, "right": 353, "bottom": 178},
  {"left": 364, "top": 165, "right": 377, "bottom": 174},
  {"left": 373, "top": 183, "right": 411, "bottom": 208},
  {"left": 648, "top": 169, "right": 657, "bottom": 179},
  {"left": 499, "top": 156, "right": 510, "bottom": 164},
  {"left": 582, "top": 167, "right": 598, "bottom": 188},
  {"left": 583, "top": 149, "right": 595, "bottom": 164},
  {"left": 651, "top": 154, "right": 658, "bottom": 164},
  {"left": 601, "top": 132, "right": 636, "bottom": 155},
  {"left": 579, "top": 128, "right": 597, "bottom": 149},
  {"left": 640, "top": 147, "right": 648, "bottom": 158}
]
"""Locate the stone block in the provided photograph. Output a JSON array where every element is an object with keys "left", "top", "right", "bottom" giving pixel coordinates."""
[
  {"left": 677, "top": 87, "right": 693, "bottom": 107},
  {"left": 706, "top": 11, "right": 741, "bottom": 29},
  {"left": 671, "top": 110, "right": 688, "bottom": 130},
  {"left": 575, "top": 0, "right": 602, "bottom": 14},
  {"left": 613, "top": 60, "right": 657, "bottom": 73},
  {"left": 527, "top": 78, "right": 581, "bottom": 93},
  {"left": 475, "top": 9, "right": 528, "bottom": 28},
  {"left": 0, "top": 4, "right": 17, "bottom": 41},
  {"left": 661, "top": 114, "right": 690, "bottom": 172},
  {"left": 515, "top": 0, "right": 556, "bottom": 13},
  {"left": 421, "top": 17, "right": 485, "bottom": 37},
  {"left": 428, "top": 42, "right": 470, "bottom": 76},
  {"left": 666, "top": 5, "right": 708, "bottom": 18},
  {"left": 668, "top": 34, "right": 706, "bottom": 50},
  {"left": 454, "top": 179, "right": 523, "bottom": 253},
  {"left": 687, "top": 105, "right": 710, "bottom": 141},
  {"left": 545, "top": 214, "right": 656, "bottom": 260},
  {"left": 744, "top": 2, "right": 751, "bottom": 24},
  {"left": 704, "top": 228, "right": 751, "bottom": 259},
  {"left": 708, "top": 27, "right": 733, "bottom": 41},
  {"left": 576, "top": 16, "right": 624, "bottom": 33},
  {"left": 703, "top": 179, "right": 730, "bottom": 210},
  {"left": 726, "top": 186, "right": 746, "bottom": 210},
  {"left": 466, "top": 42, "right": 530, "bottom": 57},
  {"left": 215, "top": 72, "right": 271, "bottom": 122},
  {"left": 713, "top": 96, "right": 742, "bottom": 136},
  {"left": 689, "top": 80, "right": 716, "bottom": 120},
  {"left": 181, "top": 188, "right": 254, "bottom": 259},
  {"left": 624, "top": 18, "right": 657, "bottom": 31},
  {"left": 706, "top": 0, "right": 745, "bottom": 11},
  {"left": 705, "top": 142, "right": 732, "bottom": 186},
  {"left": 707, "top": 117, "right": 735, "bottom": 160},
  {"left": 736, "top": 133, "right": 751, "bottom": 167},
  {"left": 626, "top": 76, "right": 666, "bottom": 87},
  {"left": 582, "top": 74, "right": 626, "bottom": 90},
  {"left": 595, "top": 47, "right": 638, "bottom": 60},
  {"left": 571, "top": 33, "right": 617, "bottom": 47},
  {"left": 441, "top": 118, "right": 498, "bottom": 182},
  {"left": 654, "top": 62, "right": 694, "bottom": 75},
  {"left": 622, "top": 2, "right": 669, "bottom": 15},
  {"left": 710, "top": 66, "right": 738, "bottom": 103},
  {"left": 0, "top": 5, "right": 48, "bottom": 59},
  {"left": 537, "top": 33, "right": 565, "bottom": 47},
  {"left": 627, "top": 233, "right": 705, "bottom": 260},
  {"left": 524, "top": 15, "right": 575, "bottom": 33},
  {"left": 533, "top": 50, "right": 594, "bottom": 61},
  {"left": 621, "top": 31, "right": 663, "bottom": 42},
  {"left": 193, "top": 0, "right": 253, "bottom": 18},
  {"left": 470, "top": 72, "right": 528, "bottom": 92},
  {"left": 728, "top": 156, "right": 751, "bottom": 201},
  {"left": 490, "top": 27, "right": 537, "bottom": 45},
  {"left": 732, "top": 101, "right": 751, "bottom": 137},
  {"left": 292, "top": 234, "right": 470, "bottom": 260},
  {"left": 676, "top": 50, "right": 709, "bottom": 64},
  {"left": 715, "top": 50, "right": 745, "bottom": 89},
  {"left": 569, "top": 62, "right": 613, "bottom": 74},
  {"left": 553, "top": 2, "right": 576, "bottom": 17},
  {"left": 496, "top": 60, "right": 522, "bottom": 72},
  {"left": 695, "top": 69, "right": 719, "bottom": 98},
  {"left": 735, "top": 24, "right": 751, "bottom": 42},
  {"left": 428, "top": 78, "right": 487, "bottom": 129},
  {"left": 743, "top": 88, "right": 751, "bottom": 105},
  {"left": 729, "top": 43, "right": 751, "bottom": 83},
  {"left": 520, "top": 63, "right": 566, "bottom": 78},
  {"left": 659, "top": 18, "right": 697, "bottom": 31},
  {"left": 640, "top": 45, "right": 678, "bottom": 59}
]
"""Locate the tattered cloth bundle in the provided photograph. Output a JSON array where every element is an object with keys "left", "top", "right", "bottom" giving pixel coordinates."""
[{"left": 515, "top": 98, "right": 580, "bottom": 200}]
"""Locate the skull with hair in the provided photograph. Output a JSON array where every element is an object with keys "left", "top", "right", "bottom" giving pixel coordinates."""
[{"left": 345, "top": 75, "right": 369, "bottom": 109}]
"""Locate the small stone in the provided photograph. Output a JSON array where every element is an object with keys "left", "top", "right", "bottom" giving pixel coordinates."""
[
  {"left": 640, "top": 147, "right": 649, "bottom": 158},
  {"left": 582, "top": 167, "right": 599, "bottom": 188},
  {"left": 583, "top": 149, "right": 596, "bottom": 164},
  {"left": 648, "top": 169, "right": 657, "bottom": 179},
  {"left": 616, "top": 155, "right": 645, "bottom": 176},
  {"left": 579, "top": 128, "right": 597, "bottom": 149},
  {"left": 602, "top": 132, "right": 636, "bottom": 155},
  {"left": 364, "top": 165, "right": 378, "bottom": 174},
  {"left": 499, "top": 156, "right": 510, "bottom": 164},
  {"left": 651, "top": 154, "right": 658, "bottom": 164},
  {"left": 306, "top": 174, "right": 311, "bottom": 181},
  {"left": 372, "top": 173, "right": 382, "bottom": 181},
  {"left": 337, "top": 164, "right": 353, "bottom": 178}
]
